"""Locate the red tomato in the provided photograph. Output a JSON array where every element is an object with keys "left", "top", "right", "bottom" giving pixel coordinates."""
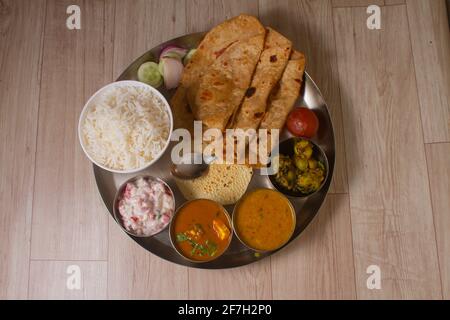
[{"left": 286, "top": 107, "right": 319, "bottom": 138}]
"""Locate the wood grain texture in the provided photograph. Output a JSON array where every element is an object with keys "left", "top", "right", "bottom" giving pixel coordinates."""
[
  {"left": 186, "top": 0, "right": 259, "bottom": 33},
  {"left": 406, "top": 0, "right": 450, "bottom": 143},
  {"left": 108, "top": 220, "right": 188, "bottom": 299},
  {"left": 447, "top": 0, "right": 450, "bottom": 22},
  {"left": 271, "top": 195, "right": 356, "bottom": 299},
  {"left": 332, "top": 0, "right": 405, "bottom": 6},
  {"left": 332, "top": 0, "right": 384, "bottom": 7},
  {"left": 30, "top": 0, "right": 110, "bottom": 260},
  {"left": 29, "top": 261, "right": 107, "bottom": 299},
  {"left": 189, "top": 259, "right": 272, "bottom": 300},
  {"left": 425, "top": 143, "right": 450, "bottom": 299},
  {"left": 0, "top": 0, "right": 45, "bottom": 299},
  {"left": 333, "top": 5, "right": 442, "bottom": 299},
  {"left": 107, "top": 0, "right": 189, "bottom": 299},
  {"left": 385, "top": 0, "right": 405, "bottom": 5}
]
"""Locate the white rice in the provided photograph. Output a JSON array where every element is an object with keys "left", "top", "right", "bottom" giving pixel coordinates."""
[{"left": 81, "top": 85, "right": 170, "bottom": 170}]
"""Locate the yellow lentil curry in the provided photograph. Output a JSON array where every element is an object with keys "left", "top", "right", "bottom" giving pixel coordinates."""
[{"left": 234, "top": 189, "right": 295, "bottom": 251}]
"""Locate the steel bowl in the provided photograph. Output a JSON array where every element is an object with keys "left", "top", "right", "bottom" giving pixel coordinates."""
[
  {"left": 232, "top": 188, "right": 296, "bottom": 253},
  {"left": 169, "top": 199, "right": 233, "bottom": 263},
  {"left": 78, "top": 80, "right": 173, "bottom": 174},
  {"left": 113, "top": 175, "right": 175, "bottom": 237},
  {"left": 269, "top": 138, "right": 329, "bottom": 198}
]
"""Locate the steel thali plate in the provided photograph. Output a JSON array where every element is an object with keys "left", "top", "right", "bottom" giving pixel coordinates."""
[{"left": 93, "top": 32, "right": 335, "bottom": 269}]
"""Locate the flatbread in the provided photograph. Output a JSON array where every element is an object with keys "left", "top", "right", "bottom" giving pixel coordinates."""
[
  {"left": 260, "top": 50, "right": 306, "bottom": 132},
  {"left": 190, "top": 34, "right": 265, "bottom": 130},
  {"left": 170, "top": 14, "right": 265, "bottom": 131},
  {"left": 181, "top": 14, "right": 265, "bottom": 88},
  {"left": 171, "top": 86, "right": 195, "bottom": 133},
  {"left": 231, "top": 28, "right": 292, "bottom": 131}
]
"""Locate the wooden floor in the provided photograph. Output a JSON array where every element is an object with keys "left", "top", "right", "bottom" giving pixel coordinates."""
[{"left": 1, "top": 0, "right": 449, "bottom": 300}]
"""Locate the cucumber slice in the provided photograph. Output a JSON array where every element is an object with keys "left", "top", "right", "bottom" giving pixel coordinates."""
[
  {"left": 158, "top": 60, "right": 164, "bottom": 76},
  {"left": 137, "top": 62, "right": 163, "bottom": 88},
  {"left": 183, "top": 49, "right": 197, "bottom": 65}
]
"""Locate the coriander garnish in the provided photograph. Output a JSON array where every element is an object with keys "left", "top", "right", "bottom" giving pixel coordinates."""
[{"left": 176, "top": 232, "right": 218, "bottom": 257}]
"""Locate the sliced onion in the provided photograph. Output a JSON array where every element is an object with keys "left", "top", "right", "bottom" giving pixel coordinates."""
[
  {"left": 159, "top": 45, "right": 188, "bottom": 61},
  {"left": 159, "top": 57, "right": 184, "bottom": 89}
]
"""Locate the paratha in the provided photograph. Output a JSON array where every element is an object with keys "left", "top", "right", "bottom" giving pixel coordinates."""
[
  {"left": 190, "top": 34, "right": 265, "bottom": 130},
  {"left": 181, "top": 14, "right": 265, "bottom": 88},
  {"left": 171, "top": 86, "right": 195, "bottom": 133},
  {"left": 260, "top": 50, "right": 306, "bottom": 132},
  {"left": 170, "top": 14, "right": 265, "bottom": 131},
  {"left": 231, "top": 28, "right": 292, "bottom": 131}
]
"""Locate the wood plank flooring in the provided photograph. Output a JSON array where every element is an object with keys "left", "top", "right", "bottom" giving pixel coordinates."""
[
  {"left": 0, "top": 0, "right": 46, "bottom": 299},
  {"left": 0, "top": 0, "right": 448, "bottom": 299},
  {"left": 333, "top": 5, "right": 442, "bottom": 299}
]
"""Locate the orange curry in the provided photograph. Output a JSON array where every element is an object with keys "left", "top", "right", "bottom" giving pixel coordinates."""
[{"left": 172, "top": 199, "right": 231, "bottom": 262}]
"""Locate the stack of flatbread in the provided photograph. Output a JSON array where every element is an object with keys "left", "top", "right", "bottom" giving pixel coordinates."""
[{"left": 170, "top": 14, "right": 306, "bottom": 161}]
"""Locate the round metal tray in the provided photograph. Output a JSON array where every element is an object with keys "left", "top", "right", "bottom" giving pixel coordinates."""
[{"left": 93, "top": 33, "right": 335, "bottom": 269}]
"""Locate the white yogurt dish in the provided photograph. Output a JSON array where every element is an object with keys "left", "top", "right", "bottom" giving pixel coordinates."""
[{"left": 113, "top": 176, "right": 175, "bottom": 237}]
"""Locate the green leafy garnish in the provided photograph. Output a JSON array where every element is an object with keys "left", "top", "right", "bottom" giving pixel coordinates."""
[
  {"left": 318, "top": 161, "right": 325, "bottom": 170},
  {"left": 206, "top": 240, "right": 218, "bottom": 257},
  {"left": 190, "top": 242, "right": 201, "bottom": 256},
  {"left": 176, "top": 232, "right": 218, "bottom": 257},
  {"left": 176, "top": 233, "right": 189, "bottom": 242}
]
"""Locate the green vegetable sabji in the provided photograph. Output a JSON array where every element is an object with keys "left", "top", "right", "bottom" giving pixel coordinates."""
[{"left": 275, "top": 139, "right": 325, "bottom": 194}]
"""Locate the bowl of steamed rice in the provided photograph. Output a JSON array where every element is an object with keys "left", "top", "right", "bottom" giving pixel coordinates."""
[{"left": 78, "top": 80, "right": 173, "bottom": 173}]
